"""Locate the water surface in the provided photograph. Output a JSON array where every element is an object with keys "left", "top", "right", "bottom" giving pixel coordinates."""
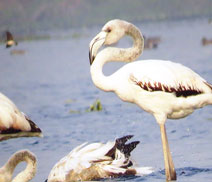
[{"left": 0, "top": 18, "right": 212, "bottom": 182}]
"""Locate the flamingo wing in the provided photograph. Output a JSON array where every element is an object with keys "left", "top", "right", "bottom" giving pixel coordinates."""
[{"left": 128, "top": 60, "right": 211, "bottom": 96}]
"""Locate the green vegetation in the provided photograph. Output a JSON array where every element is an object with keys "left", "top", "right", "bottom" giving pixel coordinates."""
[
  {"left": 86, "top": 99, "right": 103, "bottom": 112},
  {"left": 0, "top": 0, "right": 211, "bottom": 38},
  {"left": 68, "top": 99, "right": 103, "bottom": 114}
]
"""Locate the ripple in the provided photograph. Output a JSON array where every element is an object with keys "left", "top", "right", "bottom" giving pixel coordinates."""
[
  {"left": 178, "top": 167, "right": 212, "bottom": 176},
  {"left": 159, "top": 167, "right": 212, "bottom": 177}
]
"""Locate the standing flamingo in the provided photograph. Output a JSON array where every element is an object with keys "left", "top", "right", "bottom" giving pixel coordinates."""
[
  {"left": 0, "top": 92, "right": 42, "bottom": 141},
  {"left": 89, "top": 19, "right": 212, "bottom": 180},
  {"left": 0, "top": 149, "right": 37, "bottom": 182}
]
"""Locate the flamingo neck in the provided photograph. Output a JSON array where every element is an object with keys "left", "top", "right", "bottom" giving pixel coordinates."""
[
  {"left": 90, "top": 24, "right": 143, "bottom": 92},
  {"left": 4, "top": 150, "right": 36, "bottom": 182}
]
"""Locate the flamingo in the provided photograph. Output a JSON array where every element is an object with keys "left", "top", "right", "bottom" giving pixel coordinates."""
[
  {"left": 46, "top": 135, "right": 153, "bottom": 182},
  {"left": 89, "top": 19, "right": 212, "bottom": 180},
  {"left": 5, "top": 31, "right": 18, "bottom": 48},
  {"left": 0, "top": 92, "right": 42, "bottom": 141},
  {"left": 0, "top": 149, "right": 37, "bottom": 182}
]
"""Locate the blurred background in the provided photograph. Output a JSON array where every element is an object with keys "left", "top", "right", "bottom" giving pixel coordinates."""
[
  {"left": 0, "top": 1, "right": 212, "bottom": 182},
  {"left": 0, "top": 0, "right": 212, "bottom": 39}
]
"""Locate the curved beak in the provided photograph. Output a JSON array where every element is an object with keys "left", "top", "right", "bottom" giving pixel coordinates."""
[{"left": 89, "top": 31, "right": 107, "bottom": 65}]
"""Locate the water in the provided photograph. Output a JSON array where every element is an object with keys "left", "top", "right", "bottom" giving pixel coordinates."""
[{"left": 0, "top": 18, "right": 212, "bottom": 182}]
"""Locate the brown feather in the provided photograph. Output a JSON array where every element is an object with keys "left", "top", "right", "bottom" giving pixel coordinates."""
[{"left": 135, "top": 80, "right": 202, "bottom": 97}]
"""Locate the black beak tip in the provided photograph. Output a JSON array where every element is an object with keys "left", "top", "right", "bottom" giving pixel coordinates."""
[{"left": 89, "top": 51, "right": 95, "bottom": 65}]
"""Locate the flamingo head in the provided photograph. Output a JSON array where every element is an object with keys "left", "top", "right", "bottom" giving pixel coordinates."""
[{"left": 89, "top": 19, "right": 129, "bottom": 65}]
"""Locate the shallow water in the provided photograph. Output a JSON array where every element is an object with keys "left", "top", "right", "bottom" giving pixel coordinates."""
[{"left": 0, "top": 18, "right": 212, "bottom": 182}]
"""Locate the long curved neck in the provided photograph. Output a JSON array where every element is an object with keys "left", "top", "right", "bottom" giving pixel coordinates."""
[
  {"left": 90, "top": 23, "right": 143, "bottom": 92},
  {"left": 4, "top": 150, "right": 36, "bottom": 182}
]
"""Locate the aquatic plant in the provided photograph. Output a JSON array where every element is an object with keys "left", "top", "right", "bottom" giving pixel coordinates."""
[{"left": 86, "top": 99, "right": 103, "bottom": 112}]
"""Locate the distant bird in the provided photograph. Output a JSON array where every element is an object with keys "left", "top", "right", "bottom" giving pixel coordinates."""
[
  {"left": 143, "top": 35, "right": 161, "bottom": 49},
  {"left": 5, "top": 31, "right": 18, "bottom": 48},
  {"left": 46, "top": 135, "right": 153, "bottom": 182},
  {"left": 0, "top": 149, "right": 37, "bottom": 182},
  {"left": 0, "top": 92, "right": 42, "bottom": 141},
  {"left": 202, "top": 37, "right": 212, "bottom": 46},
  {"left": 89, "top": 19, "right": 212, "bottom": 180}
]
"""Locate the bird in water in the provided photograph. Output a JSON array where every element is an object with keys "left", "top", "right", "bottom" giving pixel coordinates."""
[
  {"left": 143, "top": 35, "right": 161, "bottom": 49},
  {"left": 89, "top": 19, "right": 212, "bottom": 180},
  {"left": 0, "top": 149, "right": 37, "bottom": 182},
  {"left": 201, "top": 37, "right": 212, "bottom": 46},
  {"left": 0, "top": 92, "right": 42, "bottom": 141},
  {"left": 46, "top": 135, "right": 153, "bottom": 182},
  {"left": 5, "top": 31, "right": 18, "bottom": 48}
]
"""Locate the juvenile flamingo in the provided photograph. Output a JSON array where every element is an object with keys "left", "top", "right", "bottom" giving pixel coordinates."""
[
  {"left": 89, "top": 19, "right": 212, "bottom": 180},
  {"left": 0, "top": 149, "right": 37, "bottom": 182}
]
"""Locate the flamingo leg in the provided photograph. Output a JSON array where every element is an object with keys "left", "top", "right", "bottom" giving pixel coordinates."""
[{"left": 160, "top": 124, "right": 177, "bottom": 181}]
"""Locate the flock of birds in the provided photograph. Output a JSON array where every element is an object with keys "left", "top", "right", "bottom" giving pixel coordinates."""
[{"left": 0, "top": 19, "right": 212, "bottom": 182}]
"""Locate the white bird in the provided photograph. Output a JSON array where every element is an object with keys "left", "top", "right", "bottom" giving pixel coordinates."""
[
  {"left": 89, "top": 19, "right": 212, "bottom": 181},
  {"left": 46, "top": 135, "right": 153, "bottom": 182},
  {"left": 0, "top": 149, "right": 37, "bottom": 182},
  {"left": 0, "top": 92, "right": 42, "bottom": 141}
]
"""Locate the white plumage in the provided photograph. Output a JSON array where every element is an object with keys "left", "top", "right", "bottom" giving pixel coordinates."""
[
  {"left": 0, "top": 92, "right": 42, "bottom": 141},
  {"left": 89, "top": 19, "right": 212, "bottom": 180},
  {"left": 111, "top": 59, "right": 212, "bottom": 119},
  {"left": 47, "top": 135, "right": 153, "bottom": 182}
]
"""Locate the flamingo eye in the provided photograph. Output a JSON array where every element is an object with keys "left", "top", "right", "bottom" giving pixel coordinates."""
[{"left": 106, "top": 28, "right": 111, "bottom": 33}]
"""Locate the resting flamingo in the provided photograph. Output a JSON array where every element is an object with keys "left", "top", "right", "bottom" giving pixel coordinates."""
[
  {"left": 89, "top": 19, "right": 212, "bottom": 180},
  {"left": 0, "top": 92, "right": 42, "bottom": 141},
  {"left": 0, "top": 149, "right": 37, "bottom": 182},
  {"left": 46, "top": 135, "right": 153, "bottom": 182}
]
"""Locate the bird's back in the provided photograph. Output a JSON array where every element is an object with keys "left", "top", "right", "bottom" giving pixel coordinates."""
[
  {"left": 113, "top": 59, "right": 212, "bottom": 96},
  {"left": 0, "top": 92, "right": 42, "bottom": 141},
  {"left": 129, "top": 60, "right": 208, "bottom": 89},
  {"left": 47, "top": 136, "right": 141, "bottom": 182},
  {"left": 0, "top": 93, "right": 31, "bottom": 131}
]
